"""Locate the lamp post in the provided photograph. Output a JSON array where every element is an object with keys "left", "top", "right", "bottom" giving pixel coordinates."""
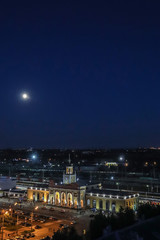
[
  {"left": 9, "top": 208, "right": 12, "bottom": 218},
  {"left": 119, "top": 156, "right": 125, "bottom": 178},
  {"left": 1, "top": 210, "right": 8, "bottom": 240},
  {"left": 14, "top": 210, "right": 20, "bottom": 236},
  {"left": 1, "top": 214, "right": 4, "bottom": 240},
  {"left": 31, "top": 206, "right": 38, "bottom": 231},
  {"left": 30, "top": 212, "right": 33, "bottom": 230}
]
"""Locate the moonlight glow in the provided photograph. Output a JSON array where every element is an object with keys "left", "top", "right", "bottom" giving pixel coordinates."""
[{"left": 21, "top": 93, "right": 30, "bottom": 100}]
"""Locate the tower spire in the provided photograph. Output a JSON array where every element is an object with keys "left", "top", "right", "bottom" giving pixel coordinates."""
[{"left": 69, "top": 154, "right": 71, "bottom": 165}]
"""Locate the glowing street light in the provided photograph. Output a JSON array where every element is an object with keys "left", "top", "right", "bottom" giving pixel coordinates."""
[
  {"left": 1, "top": 210, "right": 8, "bottom": 240},
  {"left": 32, "top": 154, "right": 36, "bottom": 159}
]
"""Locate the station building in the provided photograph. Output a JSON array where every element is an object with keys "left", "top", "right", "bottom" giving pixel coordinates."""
[{"left": 27, "top": 163, "right": 139, "bottom": 212}]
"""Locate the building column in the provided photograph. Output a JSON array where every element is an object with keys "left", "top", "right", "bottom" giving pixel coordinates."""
[
  {"left": 35, "top": 192, "right": 37, "bottom": 201},
  {"left": 39, "top": 192, "right": 42, "bottom": 201},
  {"left": 96, "top": 198, "right": 99, "bottom": 210},
  {"left": 90, "top": 198, "right": 93, "bottom": 208},
  {"left": 103, "top": 199, "right": 106, "bottom": 211},
  {"left": 77, "top": 190, "right": 81, "bottom": 209},
  {"left": 109, "top": 200, "right": 112, "bottom": 211},
  {"left": 53, "top": 191, "right": 55, "bottom": 205},
  {"left": 27, "top": 190, "right": 33, "bottom": 200},
  {"left": 72, "top": 192, "right": 74, "bottom": 207},
  {"left": 44, "top": 192, "right": 47, "bottom": 202}
]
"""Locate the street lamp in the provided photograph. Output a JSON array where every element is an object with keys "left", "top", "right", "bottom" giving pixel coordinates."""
[
  {"left": 118, "top": 156, "right": 125, "bottom": 178},
  {"left": 31, "top": 206, "right": 38, "bottom": 230},
  {"left": 9, "top": 208, "right": 12, "bottom": 218},
  {"left": 32, "top": 154, "right": 36, "bottom": 160},
  {"left": 1, "top": 210, "right": 8, "bottom": 240},
  {"left": 14, "top": 210, "right": 20, "bottom": 236}
]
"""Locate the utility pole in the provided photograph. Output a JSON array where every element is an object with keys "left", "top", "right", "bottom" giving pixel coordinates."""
[
  {"left": 89, "top": 171, "right": 92, "bottom": 182},
  {"left": 16, "top": 213, "right": 19, "bottom": 235},
  {"left": 30, "top": 212, "right": 33, "bottom": 230},
  {"left": 1, "top": 211, "right": 7, "bottom": 240},
  {"left": 9, "top": 165, "right": 11, "bottom": 178},
  {"left": 17, "top": 214, "right": 19, "bottom": 225},
  {"left": 1, "top": 214, "right": 4, "bottom": 240},
  {"left": 25, "top": 217, "right": 27, "bottom": 226},
  {"left": 42, "top": 169, "right": 44, "bottom": 182}
]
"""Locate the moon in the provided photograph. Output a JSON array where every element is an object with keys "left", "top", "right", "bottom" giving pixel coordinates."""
[{"left": 21, "top": 92, "right": 30, "bottom": 100}]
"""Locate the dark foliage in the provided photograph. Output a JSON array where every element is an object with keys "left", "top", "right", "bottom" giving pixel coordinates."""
[
  {"left": 89, "top": 212, "right": 108, "bottom": 240},
  {"left": 88, "top": 208, "right": 135, "bottom": 239},
  {"left": 52, "top": 227, "right": 82, "bottom": 240},
  {"left": 137, "top": 203, "right": 160, "bottom": 219}
]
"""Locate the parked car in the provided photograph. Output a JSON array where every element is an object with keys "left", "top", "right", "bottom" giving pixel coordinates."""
[
  {"left": 60, "top": 209, "right": 65, "bottom": 213},
  {"left": 35, "top": 225, "right": 42, "bottom": 229},
  {"left": 42, "top": 206, "right": 47, "bottom": 210},
  {"left": 26, "top": 223, "right": 31, "bottom": 227},
  {"left": 71, "top": 220, "right": 76, "bottom": 224},
  {"left": 30, "top": 233, "right": 35, "bottom": 238},
  {"left": 64, "top": 225, "right": 69, "bottom": 229}
]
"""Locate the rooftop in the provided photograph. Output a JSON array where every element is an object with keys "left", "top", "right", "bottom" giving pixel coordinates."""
[{"left": 86, "top": 188, "right": 139, "bottom": 199}]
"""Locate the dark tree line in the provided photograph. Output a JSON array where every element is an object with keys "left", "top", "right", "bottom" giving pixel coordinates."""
[
  {"left": 88, "top": 208, "right": 135, "bottom": 240},
  {"left": 137, "top": 203, "right": 160, "bottom": 219},
  {"left": 52, "top": 227, "right": 82, "bottom": 240},
  {"left": 43, "top": 204, "right": 160, "bottom": 240}
]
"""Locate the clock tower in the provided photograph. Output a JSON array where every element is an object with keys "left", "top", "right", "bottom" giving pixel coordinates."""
[{"left": 63, "top": 155, "right": 76, "bottom": 184}]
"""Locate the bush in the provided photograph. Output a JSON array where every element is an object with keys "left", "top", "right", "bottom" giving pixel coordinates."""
[
  {"left": 52, "top": 227, "right": 82, "bottom": 240},
  {"left": 138, "top": 203, "right": 160, "bottom": 219},
  {"left": 88, "top": 208, "right": 136, "bottom": 239}
]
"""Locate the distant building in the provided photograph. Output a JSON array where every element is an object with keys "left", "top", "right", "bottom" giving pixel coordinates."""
[
  {"left": 0, "top": 176, "right": 16, "bottom": 197},
  {"left": 0, "top": 176, "right": 16, "bottom": 190},
  {"left": 105, "top": 162, "right": 118, "bottom": 167},
  {"left": 27, "top": 163, "right": 139, "bottom": 212},
  {"left": 86, "top": 189, "right": 139, "bottom": 212}
]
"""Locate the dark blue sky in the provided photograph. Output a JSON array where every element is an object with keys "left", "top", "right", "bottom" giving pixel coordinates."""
[{"left": 0, "top": 0, "right": 160, "bottom": 149}]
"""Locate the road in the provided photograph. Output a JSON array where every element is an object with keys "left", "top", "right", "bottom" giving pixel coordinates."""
[
  {"left": 0, "top": 197, "right": 78, "bottom": 220},
  {"left": 2, "top": 219, "right": 71, "bottom": 240},
  {"left": 0, "top": 197, "right": 85, "bottom": 239}
]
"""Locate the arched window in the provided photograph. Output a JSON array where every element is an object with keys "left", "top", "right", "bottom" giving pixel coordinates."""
[
  {"left": 55, "top": 192, "right": 60, "bottom": 205},
  {"left": 67, "top": 193, "right": 72, "bottom": 207},
  {"left": 99, "top": 200, "right": 103, "bottom": 209},
  {"left": 33, "top": 192, "right": 35, "bottom": 201},
  {"left": 106, "top": 201, "right": 109, "bottom": 211},
  {"left": 81, "top": 200, "right": 83, "bottom": 208},
  {"left": 51, "top": 197, "right": 54, "bottom": 204},
  {"left": 93, "top": 199, "right": 96, "bottom": 208},
  {"left": 37, "top": 193, "right": 40, "bottom": 201},
  {"left": 41, "top": 193, "right": 44, "bottom": 201},
  {"left": 61, "top": 192, "right": 66, "bottom": 206},
  {"left": 87, "top": 199, "right": 90, "bottom": 206},
  {"left": 112, "top": 202, "right": 116, "bottom": 212}
]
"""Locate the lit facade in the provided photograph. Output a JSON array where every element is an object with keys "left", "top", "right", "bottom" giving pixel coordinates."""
[
  {"left": 63, "top": 165, "right": 76, "bottom": 184},
  {"left": 86, "top": 190, "right": 139, "bottom": 212},
  {"left": 27, "top": 165, "right": 139, "bottom": 212}
]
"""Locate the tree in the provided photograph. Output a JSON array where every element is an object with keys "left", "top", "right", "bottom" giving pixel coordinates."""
[
  {"left": 124, "top": 207, "right": 135, "bottom": 226},
  {"left": 137, "top": 203, "right": 160, "bottom": 219},
  {"left": 52, "top": 227, "right": 82, "bottom": 240},
  {"left": 88, "top": 212, "right": 108, "bottom": 240}
]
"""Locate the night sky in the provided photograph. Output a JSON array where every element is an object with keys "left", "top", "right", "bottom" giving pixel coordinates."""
[{"left": 0, "top": 0, "right": 160, "bottom": 149}]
